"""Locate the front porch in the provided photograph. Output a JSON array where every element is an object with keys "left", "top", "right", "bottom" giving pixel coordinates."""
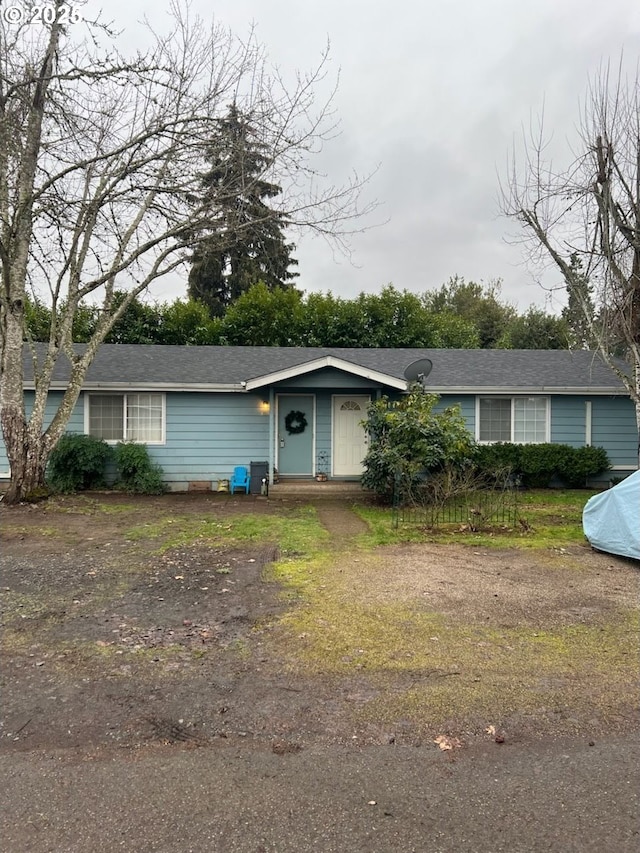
[{"left": 268, "top": 478, "right": 367, "bottom": 498}]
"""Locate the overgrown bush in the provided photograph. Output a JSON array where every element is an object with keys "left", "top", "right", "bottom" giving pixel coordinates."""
[
  {"left": 474, "top": 442, "right": 610, "bottom": 488},
  {"left": 361, "top": 388, "right": 477, "bottom": 502},
  {"left": 518, "top": 443, "right": 575, "bottom": 488},
  {"left": 114, "top": 442, "right": 165, "bottom": 494},
  {"left": 561, "top": 445, "right": 610, "bottom": 487},
  {"left": 47, "top": 433, "right": 111, "bottom": 493},
  {"left": 474, "top": 442, "right": 523, "bottom": 478}
]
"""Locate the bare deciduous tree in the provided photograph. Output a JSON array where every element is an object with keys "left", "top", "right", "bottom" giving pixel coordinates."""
[
  {"left": 502, "top": 62, "right": 640, "bottom": 457},
  {"left": 0, "top": 1, "right": 374, "bottom": 502}
]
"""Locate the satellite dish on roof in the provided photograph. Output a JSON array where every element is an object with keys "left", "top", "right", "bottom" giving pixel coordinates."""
[{"left": 404, "top": 358, "right": 433, "bottom": 387}]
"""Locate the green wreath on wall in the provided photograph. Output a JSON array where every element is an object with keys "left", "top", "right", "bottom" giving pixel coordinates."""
[{"left": 285, "top": 410, "right": 308, "bottom": 435}]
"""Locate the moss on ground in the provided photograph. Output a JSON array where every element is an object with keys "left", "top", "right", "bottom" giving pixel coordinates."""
[{"left": 264, "top": 507, "right": 639, "bottom": 731}]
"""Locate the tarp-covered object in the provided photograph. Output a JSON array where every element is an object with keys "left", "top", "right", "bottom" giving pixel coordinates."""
[{"left": 582, "top": 471, "right": 640, "bottom": 560}]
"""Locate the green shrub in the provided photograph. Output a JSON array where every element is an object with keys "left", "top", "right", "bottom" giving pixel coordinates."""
[
  {"left": 361, "top": 388, "right": 477, "bottom": 502},
  {"left": 560, "top": 445, "right": 610, "bottom": 487},
  {"left": 114, "top": 442, "right": 165, "bottom": 494},
  {"left": 518, "top": 443, "right": 574, "bottom": 488},
  {"left": 47, "top": 433, "right": 111, "bottom": 493},
  {"left": 474, "top": 443, "right": 523, "bottom": 481},
  {"left": 474, "top": 441, "right": 610, "bottom": 488}
]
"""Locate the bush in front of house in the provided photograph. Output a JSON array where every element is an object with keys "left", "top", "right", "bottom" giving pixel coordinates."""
[
  {"left": 473, "top": 442, "right": 524, "bottom": 484},
  {"left": 518, "top": 443, "right": 576, "bottom": 488},
  {"left": 47, "top": 433, "right": 112, "bottom": 493},
  {"left": 361, "top": 388, "right": 477, "bottom": 502},
  {"left": 113, "top": 442, "right": 165, "bottom": 494},
  {"left": 474, "top": 442, "right": 610, "bottom": 488},
  {"left": 561, "top": 445, "right": 610, "bottom": 487}
]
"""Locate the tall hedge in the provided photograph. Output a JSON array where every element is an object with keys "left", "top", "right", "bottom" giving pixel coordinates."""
[{"left": 474, "top": 442, "right": 610, "bottom": 488}]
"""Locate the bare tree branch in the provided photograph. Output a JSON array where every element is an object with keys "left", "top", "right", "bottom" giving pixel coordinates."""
[
  {"left": 0, "top": 0, "right": 376, "bottom": 502},
  {"left": 501, "top": 60, "right": 640, "bottom": 455}
]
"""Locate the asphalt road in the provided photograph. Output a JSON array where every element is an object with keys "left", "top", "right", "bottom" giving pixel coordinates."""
[{"left": 2, "top": 735, "right": 638, "bottom": 852}]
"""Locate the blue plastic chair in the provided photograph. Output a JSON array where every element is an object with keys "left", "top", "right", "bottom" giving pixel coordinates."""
[{"left": 230, "top": 465, "right": 250, "bottom": 494}]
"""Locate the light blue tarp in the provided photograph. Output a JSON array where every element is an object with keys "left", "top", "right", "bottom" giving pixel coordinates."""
[{"left": 582, "top": 470, "right": 640, "bottom": 561}]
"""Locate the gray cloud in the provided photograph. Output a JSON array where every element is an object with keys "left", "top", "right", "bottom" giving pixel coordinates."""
[{"left": 109, "top": 0, "right": 640, "bottom": 310}]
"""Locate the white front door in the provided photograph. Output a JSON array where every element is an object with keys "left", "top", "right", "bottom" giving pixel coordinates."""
[{"left": 332, "top": 395, "right": 370, "bottom": 476}]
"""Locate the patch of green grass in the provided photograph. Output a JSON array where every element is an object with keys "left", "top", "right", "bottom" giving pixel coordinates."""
[
  {"left": 42, "top": 495, "right": 138, "bottom": 516},
  {"left": 93, "top": 502, "right": 138, "bottom": 515},
  {"left": 518, "top": 489, "right": 596, "bottom": 509},
  {"left": 126, "top": 505, "right": 330, "bottom": 558},
  {"left": 279, "top": 598, "right": 447, "bottom": 672},
  {"left": 353, "top": 505, "right": 427, "bottom": 547},
  {"left": 353, "top": 489, "right": 598, "bottom": 550},
  {"left": 1, "top": 524, "right": 61, "bottom": 538}
]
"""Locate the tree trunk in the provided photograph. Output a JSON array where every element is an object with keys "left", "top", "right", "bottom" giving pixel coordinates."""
[{"left": 1, "top": 403, "right": 50, "bottom": 503}]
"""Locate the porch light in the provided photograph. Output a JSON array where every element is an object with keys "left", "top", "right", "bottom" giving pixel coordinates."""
[{"left": 258, "top": 400, "right": 270, "bottom": 415}]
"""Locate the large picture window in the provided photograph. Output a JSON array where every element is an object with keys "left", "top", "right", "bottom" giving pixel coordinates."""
[
  {"left": 87, "top": 393, "right": 164, "bottom": 443},
  {"left": 478, "top": 397, "right": 548, "bottom": 443}
]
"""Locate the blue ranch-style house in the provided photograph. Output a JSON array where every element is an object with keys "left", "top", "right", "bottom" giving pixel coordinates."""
[{"left": 2, "top": 345, "right": 638, "bottom": 489}]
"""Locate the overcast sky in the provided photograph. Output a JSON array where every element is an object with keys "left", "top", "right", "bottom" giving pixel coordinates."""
[{"left": 107, "top": 0, "right": 640, "bottom": 312}]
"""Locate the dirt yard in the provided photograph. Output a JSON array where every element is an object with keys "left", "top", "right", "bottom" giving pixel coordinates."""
[{"left": 1, "top": 492, "right": 638, "bottom": 756}]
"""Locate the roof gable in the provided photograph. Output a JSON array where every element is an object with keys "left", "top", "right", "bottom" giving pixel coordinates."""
[{"left": 243, "top": 355, "right": 407, "bottom": 391}]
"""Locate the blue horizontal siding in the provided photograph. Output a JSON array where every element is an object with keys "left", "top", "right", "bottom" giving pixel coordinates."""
[
  {"left": 550, "top": 397, "right": 587, "bottom": 447},
  {"left": 435, "top": 395, "right": 476, "bottom": 434},
  {"left": 591, "top": 396, "right": 638, "bottom": 467},
  {"left": 278, "top": 368, "right": 380, "bottom": 389},
  {"left": 160, "top": 392, "right": 268, "bottom": 482},
  {"left": 1, "top": 387, "right": 635, "bottom": 485},
  {"left": 0, "top": 391, "right": 84, "bottom": 475}
]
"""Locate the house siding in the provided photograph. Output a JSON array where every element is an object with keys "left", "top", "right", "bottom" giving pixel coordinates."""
[
  {"left": 159, "top": 392, "right": 269, "bottom": 486},
  {"left": 277, "top": 368, "right": 380, "bottom": 390},
  {"left": 0, "top": 391, "right": 271, "bottom": 488},
  {"left": 434, "top": 395, "right": 476, "bottom": 433},
  {"left": 0, "top": 391, "right": 84, "bottom": 477},
  {"left": 548, "top": 394, "right": 638, "bottom": 469},
  {"left": 1, "top": 387, "right": 636, "bottom": 487},
  {"left": 591, "top": 396, "right": 638, "bottom": 469},
  {"left": 550, "top": 397, "right": 588, "bottom": 446}
]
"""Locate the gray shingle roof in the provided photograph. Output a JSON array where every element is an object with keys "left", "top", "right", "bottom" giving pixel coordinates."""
[{"left": 24, "top": 344, "right": 630, "bottom": 392}]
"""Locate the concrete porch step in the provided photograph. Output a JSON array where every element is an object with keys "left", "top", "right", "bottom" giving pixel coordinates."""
[{"left": 269, "top": 479, "right": 366, "bottom": 497}]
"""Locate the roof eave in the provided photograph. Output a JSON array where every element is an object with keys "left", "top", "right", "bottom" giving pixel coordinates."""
[
  {"left": 424, "top": 386, "right": 629, "bottom": 395},
  {"left": 28, "top": 382, "right": 246, "bottom": 393}
]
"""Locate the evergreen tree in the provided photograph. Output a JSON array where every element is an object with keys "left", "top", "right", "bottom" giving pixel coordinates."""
[
  {"left": 561, "top": 254, "right": 595, "bottom": 350},
  {"left": 188, "top": 104, "right": 298, "bottom": 316}
]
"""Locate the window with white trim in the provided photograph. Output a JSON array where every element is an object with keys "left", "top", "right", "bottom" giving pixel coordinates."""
[
  {"left": 478, "top": 397, "right": 548, "bottom": 443},
  {"left": 87, "top": 393, "right": 164, "bottom": 443}
]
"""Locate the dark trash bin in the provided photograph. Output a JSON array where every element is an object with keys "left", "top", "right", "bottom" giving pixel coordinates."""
[{"left": 250, "top": 461, "right": 269, "bottom": 496}]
